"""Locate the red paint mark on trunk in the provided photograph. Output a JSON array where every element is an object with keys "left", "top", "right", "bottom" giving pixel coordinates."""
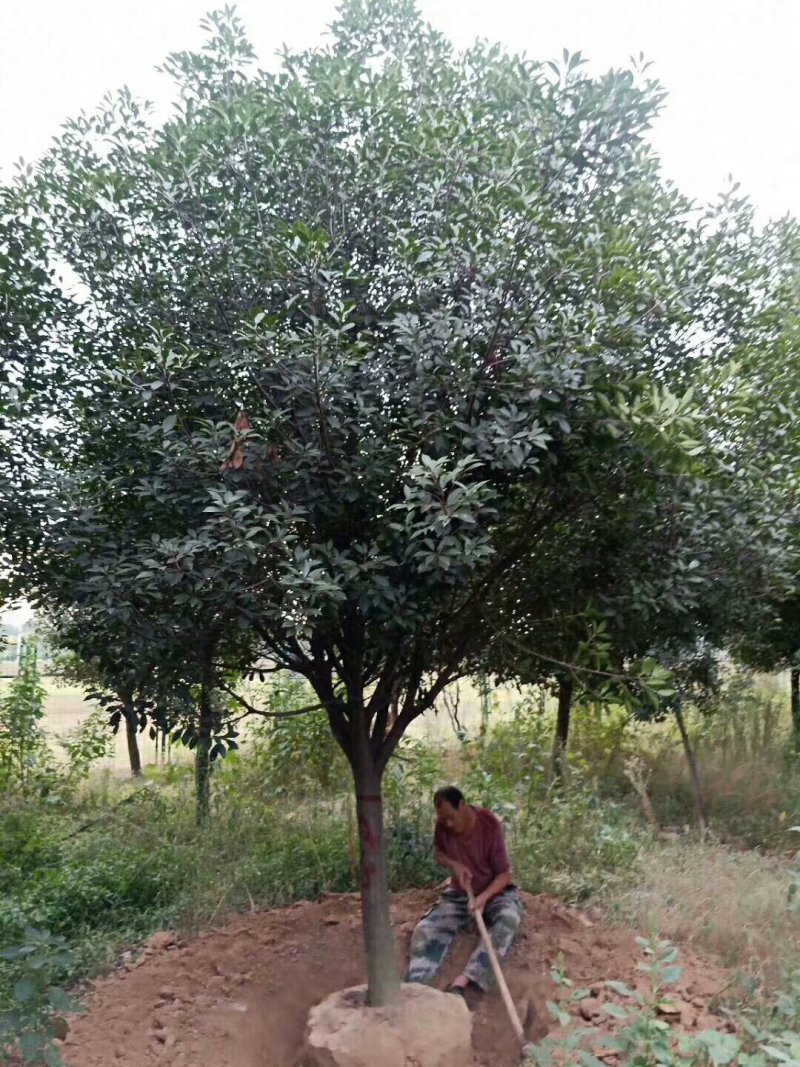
[{"left": 358, "top": 798, "right": 380, "bottom": 890}]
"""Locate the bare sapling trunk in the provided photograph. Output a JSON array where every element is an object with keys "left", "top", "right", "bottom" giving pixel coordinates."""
[
  {"left": 791, "top": 668, "right": 800, "bottom": 753},
  {"left": 623, "top": 756, "right": 659, "bottom": 831},
  {"left": 674, "top": 703, "right": 707, "bottom": 834},
  {"left": 478, "top": 674, "right": 492, "bottom": 741},
  {"left": 552, "top": 675, "right": 573, "bottom": 781},
  {"left": 195, "top": 650, "right": 214, "bottom": 825}
]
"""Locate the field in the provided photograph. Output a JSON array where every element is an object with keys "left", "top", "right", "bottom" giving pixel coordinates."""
[{"left": 0, "top": 676, "right": 522, "bottom": 774}]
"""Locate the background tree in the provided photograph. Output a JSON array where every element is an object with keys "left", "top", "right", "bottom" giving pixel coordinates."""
[
  {"left": 46, "top": 617, "right": 154, "bottom": 778},
  {"left": 722, "top": 215, "right": 800, "bottom": 748},
  {"left": 736, "top": 596, "right": 800, "bottom": 749}
]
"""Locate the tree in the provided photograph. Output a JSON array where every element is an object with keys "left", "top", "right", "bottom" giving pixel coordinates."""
[
  {"left": 13, "top": 1, "right": 796, "bottom": 1005},
  {"left": 736, "top": 595, "right": 800, "bottom": 749},
  {"left": 40, "top": 546, "right": 254, "bottom": 821},
  {"left": 0, "top": 179, "right": 82, "bottom": 606},
  {"left": 46, "top": 618, "right": 151, "bottom": 777},
  {"left": 720, "top": 215, "right": 800, "bottom": 748},
  {"left": 478, "top": 194, "right": 800, "bottom": 778}
]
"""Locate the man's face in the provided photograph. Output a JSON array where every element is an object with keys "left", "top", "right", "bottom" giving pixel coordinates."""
[{"left": 436, "top": 799, "right": 468, "bottom": 834}]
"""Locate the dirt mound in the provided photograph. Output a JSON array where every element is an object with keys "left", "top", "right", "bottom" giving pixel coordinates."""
[{"left": 61, "top": 890, "right": 730, "bottom": 1067}]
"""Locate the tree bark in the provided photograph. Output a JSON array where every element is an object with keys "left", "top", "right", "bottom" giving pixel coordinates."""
[
  {"left": 478, "top": 674, "right": 491, "bottom": 742},
  {"left": 791, "top": 668, "right": 800, "bottom": 751},
  {"left": 120, "top": 690, "right": 142, "bottom": 778},
  {"left": 195, "top": 651, "right": 214, "bottom": 825},
  {"left": 320, "top": 666, "right": 399, "bottom": 1007},
  {"left": 351, "top": 744, "right": 399, "bottom": 1006},
  {"left": 674, "top": 703, "right": 707, "bottom": 834},
  {"left": 552, "top": 675, "right": 573, "bottom": 780}
]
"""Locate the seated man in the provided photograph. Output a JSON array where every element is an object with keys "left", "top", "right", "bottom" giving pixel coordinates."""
[{"left": 406, "top": 785, "right": 523, "bottom": 995}]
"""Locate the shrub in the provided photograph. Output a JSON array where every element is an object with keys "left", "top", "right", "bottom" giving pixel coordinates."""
[{"left": 0, "top": 927, "right": 81, "bottom": 1067}]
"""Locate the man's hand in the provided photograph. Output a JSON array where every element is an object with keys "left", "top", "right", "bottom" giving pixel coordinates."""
[
  {"left": 450, "top": 861, "right": 472, "bottom": 893},
  {"left": 468, "top": 892, "right": 488, "bottom": 915}
]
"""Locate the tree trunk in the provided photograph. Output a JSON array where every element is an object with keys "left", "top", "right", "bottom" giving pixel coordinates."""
[
  {"left": 552, "top": 675, "right": 573, "bottom": 780},
  {"left": 124, "top": 710, "right": 142, "bottom": 778},
  {"left": 353, "top": 757, "right": 399, "bottom": 1006},
  {"left": 118, "top": 689, "right": 142, "bottom": 777},
  {"left": 478, "top": 674, "right": 492, "bottom": 742},
  {"left": 195, "top": 653, "right": 214, "bottom": 825},
  {"left": 791, "top": 668, "right": 800, "bottom": 751},
  {"left": 385, "top": 696, "right": 399, "bottom": 736},
  {"left": 674, "top": 703, "right": 707, "bottom": 834}
]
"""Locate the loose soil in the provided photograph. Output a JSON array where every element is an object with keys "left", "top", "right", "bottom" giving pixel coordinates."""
[{"left": 61, "top": 889, "right": 731, "bottom": 1067}]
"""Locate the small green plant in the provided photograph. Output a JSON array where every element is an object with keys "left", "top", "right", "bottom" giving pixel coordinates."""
[
  {"left": 0, "top": 927, "right": 81, "bottom": 1066},
  {"left": 528, "top": 970, "right": 598, "bottom": 1066},
  {"left": 0, "top": 640, "right": 52, "bottom": 795},
  {"left": 527, "top": 936, "right": 688, "bottom": 1066},
  {"left": 527, "top": 941, "right": 800, "bottom": 1067},
  {"left": 596, "top": 935, "right": 688, "bottom": 1066},
  {"left": 57, "top": 709, "right": 115, "bottom": 785}
]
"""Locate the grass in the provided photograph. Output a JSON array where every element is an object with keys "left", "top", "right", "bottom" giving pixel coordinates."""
[
  {"left": 615, "top": 838, "right": 800, "bottom": 986},
  {"left": 567, "top": 678, "right": 800, "bottom": 990},
  {"left": 564, "top": 673, "right": 800, "bottom": 855},
  {"left": 0, "top": 752, "right": 443, "bottom": 999}
]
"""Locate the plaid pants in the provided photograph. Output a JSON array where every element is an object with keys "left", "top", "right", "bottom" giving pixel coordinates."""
[{"left": 405, "top": 888, "right": 523, "bottom": 992}]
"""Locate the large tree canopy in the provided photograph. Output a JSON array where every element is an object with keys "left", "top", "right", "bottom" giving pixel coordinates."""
[{"left": 5, "top": 1, "right": 799, "bottom": 1004}]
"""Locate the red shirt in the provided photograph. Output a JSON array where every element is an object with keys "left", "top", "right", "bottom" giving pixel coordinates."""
[{"left": 434, "top": 807, "right": 512, "bottom": 896}]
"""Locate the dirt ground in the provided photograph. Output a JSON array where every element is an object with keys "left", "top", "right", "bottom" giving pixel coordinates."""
[{"left": 60, "top": 889, "right": 731, "bottom": 1067}]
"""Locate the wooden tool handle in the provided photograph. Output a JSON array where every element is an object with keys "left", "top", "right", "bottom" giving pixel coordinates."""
[{"left": 468, "top": 889, "right": 525, "bottom": 1045}]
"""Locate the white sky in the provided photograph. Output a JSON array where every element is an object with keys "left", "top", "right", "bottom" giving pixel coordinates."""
[
  {"left": 2, "top": 0, "right": 799, "bottom": 221},
  {"left": 1, "top": 0, "right": 798, "bottom": 629}
]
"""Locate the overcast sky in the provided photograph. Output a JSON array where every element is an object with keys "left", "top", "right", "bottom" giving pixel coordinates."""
[
  {"left": 2, "top": 0, "right": 799, "bottom": 222},
  {"left": 1, "top": 0, "right": 798, "bottom": 626}
]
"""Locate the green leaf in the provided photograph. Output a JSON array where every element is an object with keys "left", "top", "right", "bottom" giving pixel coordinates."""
[
  {"left": 43, "top": 1045, "right": 64, "bottom": 1067},
  {"left": 13, "top": 976, "right": 38, "bottom": 1003},
  {"left": 602, "top": 1003, "right": 628, "bottom": 1020},
  {"left": 695, "top": 1031, "right": 741, "bottom": 1065},
  {"left": 545, "top": 1001, "right": 570, "bottom": 1026},
  {"left": 19, "top": 1030, "right": 45, "bottom": 1063},
  {"left": 759, "top": 1046, "right": 794, "bottom": 1063},
  {"left": 572, "top": 988, "right": 593, "bottom": 1001},
  {"left": 48, "top": 987, "right": 75, "bottom": 1014},
  {"left": 605, "top": 980, "right": 635, "bottom": 998}
]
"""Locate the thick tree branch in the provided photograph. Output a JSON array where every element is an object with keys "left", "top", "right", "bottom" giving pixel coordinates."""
[
  {"left": 368, "top": 638, "right": 407, "bottom": 742},
  {"left": 218, "top": 680, "right": 325, "bottom": 720}
]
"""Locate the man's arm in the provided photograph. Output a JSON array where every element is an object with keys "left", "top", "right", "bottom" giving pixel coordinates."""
[
  {"left": 471, "top": 814, "right": 513, "bottom": 910},
  {"left": 470, "top": 870, "right": 511, "bottom": 912},
  {"left": 434, "top": 847, "right": 472, "bottom": 891}
]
